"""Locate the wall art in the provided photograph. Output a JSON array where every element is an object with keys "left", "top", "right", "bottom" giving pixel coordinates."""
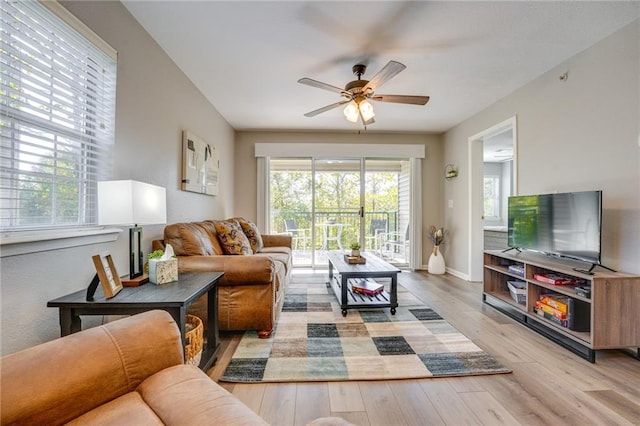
[{"left": 181, "top": 130, "right": 219, "bottom": 195}]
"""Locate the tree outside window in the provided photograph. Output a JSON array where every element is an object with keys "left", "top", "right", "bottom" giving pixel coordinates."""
[{"left": 484, "top": 176, "right": 501, "bottom": 219}]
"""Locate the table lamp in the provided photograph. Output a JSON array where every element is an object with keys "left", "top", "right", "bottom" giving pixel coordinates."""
[{"left": 98, "top": 180, "right": 167, "bottom": 286}]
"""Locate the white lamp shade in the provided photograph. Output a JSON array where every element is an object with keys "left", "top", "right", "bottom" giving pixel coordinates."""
[
  {"left": 343, "top": 100, "right": 359, "bottom": 123},
  {"left": 359, "top": 100, "right": 375, "bottom": 121},
  {"left": 98, "top": 180, "right": 167, "bottom": 226}
]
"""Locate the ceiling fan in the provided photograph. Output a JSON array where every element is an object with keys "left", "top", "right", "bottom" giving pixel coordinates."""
[{"left": 298, "top": 60, "right": 429, "bottom": 125}]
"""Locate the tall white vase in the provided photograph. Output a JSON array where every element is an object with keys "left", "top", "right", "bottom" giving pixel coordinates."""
[{"left": 428, "top": 245, "right": 446, "bottom": 274}]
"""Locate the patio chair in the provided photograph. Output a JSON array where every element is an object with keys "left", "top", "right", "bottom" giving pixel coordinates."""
[
  {"left": 284, "top": 219, "right": 309, "bottom": 250},
  {"left": 379, "top": 225, "right": 410, "bottom": 263},
  {"left": 365, "top": 219, "right": 388, "bottom": 250}
]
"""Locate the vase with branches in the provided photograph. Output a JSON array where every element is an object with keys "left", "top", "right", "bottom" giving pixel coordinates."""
[{"left": 427, "top": 225, "right": 446, "bottom": 274}]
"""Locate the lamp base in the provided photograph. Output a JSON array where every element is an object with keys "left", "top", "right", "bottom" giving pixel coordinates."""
[{"left": 121, "top": 273, "right": 149, "bottom": 287}]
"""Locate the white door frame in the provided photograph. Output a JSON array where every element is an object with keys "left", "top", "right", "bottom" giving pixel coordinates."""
[
  {"left": 257, "top": 144, "right": 424, "bottom": 269},
  {"left": 467, "top": 116, "right": 518, "bottom": 281}
]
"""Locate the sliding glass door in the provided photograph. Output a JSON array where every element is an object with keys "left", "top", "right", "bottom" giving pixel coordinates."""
[
  {"left": 313, "top": 158, "right": 361, "bottom": 266},
  {"left": 268, "top": 157, "right": 410, "bottom": 268},
  {"left": 365, "top": 159, "right": 410, "bottom": 266},
  {"left": 269, "top": 158, "right": 313, "bottom": 266}
]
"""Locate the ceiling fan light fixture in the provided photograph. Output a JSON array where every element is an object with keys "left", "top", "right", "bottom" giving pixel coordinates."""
[
  {"left": 343, "top": 100, "right": 359, "bottom": 123},
  {"left": 359, "top": 99, "right": 375, "bottom": 121}
]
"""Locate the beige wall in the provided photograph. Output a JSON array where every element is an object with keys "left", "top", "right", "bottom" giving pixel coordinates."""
[
  {"left": 234, "top": 131, "right": 445, "bottom": 262},
  {"left": 444, "top": 20, "right": 640, "bottom": 277},
  {"left": 0, "top": 1, "right": 235, "bottom": 355}
]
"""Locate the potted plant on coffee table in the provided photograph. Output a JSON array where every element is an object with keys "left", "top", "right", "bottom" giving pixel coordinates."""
[{"left": 350, "top": 242, "right": 361, "bottom": 257}]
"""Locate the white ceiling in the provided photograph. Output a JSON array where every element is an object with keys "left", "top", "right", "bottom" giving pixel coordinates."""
[{"left": 122, "top": 1, "right": 639, "bottom": 133}]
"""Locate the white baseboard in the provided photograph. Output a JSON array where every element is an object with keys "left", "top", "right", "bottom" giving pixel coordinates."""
[
  {"left": 419, "top": 264, "right": 471, "bottom": 281},
  {"left": 445, "top": 267, "right": 470, "bottom": 281}
]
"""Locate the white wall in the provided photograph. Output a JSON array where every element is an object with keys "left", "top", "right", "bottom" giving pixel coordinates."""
[
  {"left": 444, "top": 20, "right": 640, "bottom": 276},
  {"left": 0, "top": 1, "right": 235, "bottom": 355}
]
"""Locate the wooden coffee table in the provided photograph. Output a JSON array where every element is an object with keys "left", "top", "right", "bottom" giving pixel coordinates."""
[{"left": 326, "top": 251, "right": 400, "bottom": 316}]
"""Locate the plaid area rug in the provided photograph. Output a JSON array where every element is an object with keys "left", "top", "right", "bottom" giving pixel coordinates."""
[{"left": 219, "top": 279, "right": 510, "bottom": 383}]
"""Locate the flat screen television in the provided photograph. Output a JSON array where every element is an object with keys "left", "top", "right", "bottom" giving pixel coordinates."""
[{"left": 507, "top": 190, "right": 602, "bottom": 266}]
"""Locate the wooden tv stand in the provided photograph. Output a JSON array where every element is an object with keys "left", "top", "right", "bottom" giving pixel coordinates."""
[{"left": 483, "top": 250, "right": 640, "bottom": 362}]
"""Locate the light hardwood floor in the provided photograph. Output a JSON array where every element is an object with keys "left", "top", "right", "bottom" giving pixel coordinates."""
[{"left": 206, "top": 270, "right": 640, "bottom": 426}]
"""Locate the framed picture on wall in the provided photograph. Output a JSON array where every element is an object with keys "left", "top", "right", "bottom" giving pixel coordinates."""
[
  {"left": 181, "top": 130, "right": 219, "bottom": 196},
  {"left": 91, "top": 252, "right": 123, "bottom": 299}
]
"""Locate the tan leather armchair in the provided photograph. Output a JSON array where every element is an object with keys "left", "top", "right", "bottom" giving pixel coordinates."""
[{"left": 0, "top": 310, "right": 267, "bottom": 425}]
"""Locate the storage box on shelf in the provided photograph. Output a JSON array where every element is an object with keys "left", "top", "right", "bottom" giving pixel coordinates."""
[{"left": 483, "top": 250, "right": 640, "bottom": 362}]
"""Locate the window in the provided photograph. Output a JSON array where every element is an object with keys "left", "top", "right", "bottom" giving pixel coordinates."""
[
  {"left": 484, "top": 175, "right": 500, "bottom": 219},
  {"left": 1, "top": 1, "right": 117, "bottom": 232}
]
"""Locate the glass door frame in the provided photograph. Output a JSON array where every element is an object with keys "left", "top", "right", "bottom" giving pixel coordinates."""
[{"left": 256, "top": 143, "right": 424, "bottom": 270}]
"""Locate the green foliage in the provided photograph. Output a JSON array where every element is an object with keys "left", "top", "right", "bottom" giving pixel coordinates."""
[
  {"left": 148, "top": 249, "right": 165, "bottom": 260},
  {"left": 16, "top": 149, "right": 82, "bottom": 226},
  {"left": 350, "top": 241, "right": 361, "bottom": 250}
]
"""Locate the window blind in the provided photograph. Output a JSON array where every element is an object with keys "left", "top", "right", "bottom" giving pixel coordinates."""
[{"left": 1, "top": 0, "right": 117, "bottom": 231}]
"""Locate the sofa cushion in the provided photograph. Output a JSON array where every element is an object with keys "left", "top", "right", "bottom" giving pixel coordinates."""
[
  {"left": 197, "top": 220, "right": 224, "bottom": 255},
  {"left": 238, "top": 219, "right": 264, "bottom": 253},
  {"left": 137, "top": 365, "right": 268, "bottom": 425},
  {"left": 214, "top": 220, "right": 253, "bottom": 255},
  {"left": 165, "top": 223, "right": 220, "bottom": 256}
]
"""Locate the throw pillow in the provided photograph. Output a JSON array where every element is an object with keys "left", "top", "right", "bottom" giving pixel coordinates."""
[
  {"left": 238, "top": 219, "right": 264, "bottom": 253},
  {"left": 214, "top": 220, "right": 252, "bottom": 255}
]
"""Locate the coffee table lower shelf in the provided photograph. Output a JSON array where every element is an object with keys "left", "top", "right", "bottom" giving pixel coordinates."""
[{"left": 329, "top": 275, "right": 396, "bottom": 316}]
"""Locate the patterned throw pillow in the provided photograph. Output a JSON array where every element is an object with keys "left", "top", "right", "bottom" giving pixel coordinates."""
[
  {"left": 214, "top": 220, "right": 252, "bottom": 255},
  {"left": 238, "top": 219, "right": 264, "bottom": 253}
]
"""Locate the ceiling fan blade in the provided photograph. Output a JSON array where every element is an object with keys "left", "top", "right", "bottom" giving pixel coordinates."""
[
  {"left": 370, "top": 94, "right": 430, "bottom": 105},
  {"left": 363, "top": 60, "right": 406, "bottom": 92},
  {"left": 304, "top": 100, "right": 349, "bottom": 117},
  {"left": 298, "top": 78, "right": 348, "bottom": 96}
]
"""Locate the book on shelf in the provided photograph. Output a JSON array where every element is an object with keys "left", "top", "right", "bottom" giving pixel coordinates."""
[
  {"left": 534, "top": 297, "right": 590, "bottom": 331},
  {"left": 534, "top": 307, "right": 569, "bottom": 328},
  {"left": 539, "top": 294, "right": 569, "bottom": 313},
  {"left": 533, "top": 273, "right": 582, "bottom": 286},
  {"left": 351, "top": 279, "right": 384, "bottom": 296},
  {"left": 535, "top": 300, "right": 567, "bottom": 320},
  {"left": 507, "top": 264, "right": 525, "bottom": 277}
]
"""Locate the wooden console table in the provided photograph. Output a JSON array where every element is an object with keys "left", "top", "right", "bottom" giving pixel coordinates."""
[{"left": 48, "top": 272, "right": 223, "bottom": 371}]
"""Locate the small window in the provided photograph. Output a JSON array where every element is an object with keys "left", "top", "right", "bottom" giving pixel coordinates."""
[
  {"left": 1, "top": 1, "right": 117, "bottom": 232},
  {"left": 484, "top": 175, "right": 501, "bottom": 219}
]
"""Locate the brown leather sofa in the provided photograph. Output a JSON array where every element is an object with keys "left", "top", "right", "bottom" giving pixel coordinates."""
[
  {"left": 0, "top": 310, "right": 268, "bottom": 425},
  {"left": 153, "top": 219, "right": 292, "bottom": 338}
]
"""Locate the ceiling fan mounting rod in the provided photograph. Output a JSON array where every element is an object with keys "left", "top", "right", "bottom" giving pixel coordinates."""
[{"left": 352, "top": 64, "right": 367, "bottom": 79}]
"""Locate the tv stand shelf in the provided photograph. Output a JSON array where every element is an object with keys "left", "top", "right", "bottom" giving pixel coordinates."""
[{"left": 483, "top": 250, "right": 640, "bottom": 362}]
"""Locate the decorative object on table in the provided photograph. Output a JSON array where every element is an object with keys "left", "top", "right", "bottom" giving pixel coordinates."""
[
  {"left": 98, "top": 180, "right": 167, "bottom": 286},
  {"left": 90, "top": 252, "right": 123, "bottom": 299},
  {"left": 184, "top": 314, "right": 204, "bottom": 366},
  {"left": 344, "top": 254, "right": 366, "bottom": 264},
  {"left": 220, "top": 279, "right": 510, "bottom": 383},
  {"left": 145, "top": 249, "right": 164, "bottom": 273},
  {"left": 148, "top": 244, "right": 178, "bottom": 285},
  {"left": 181, "top": 130, "right": 219, "bottom": 196},
  {"left": 427, "top": 225, "right": 446, "bottom": 274},
  {"left": 351, "top": 278, "right": 383, "bottom": 296},
  {"left": 349, "top": 241, "right": 361, "bottom": 257},
  {"left": 444, "top": 164, "right": 458, "bottom": 180}
]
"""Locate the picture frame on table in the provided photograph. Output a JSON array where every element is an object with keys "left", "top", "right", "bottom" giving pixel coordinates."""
[{"left": 91, "top": 252, "right": 123, "bottom": 299}]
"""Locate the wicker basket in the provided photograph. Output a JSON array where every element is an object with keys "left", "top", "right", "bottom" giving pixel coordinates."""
[{"left": 184, "top": 314, "right": 203, "bottom": 366}]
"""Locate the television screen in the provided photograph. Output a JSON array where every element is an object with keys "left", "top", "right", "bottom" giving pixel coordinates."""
[{"left": 507, "top": 191, "right": 602, "bottom": 264}]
